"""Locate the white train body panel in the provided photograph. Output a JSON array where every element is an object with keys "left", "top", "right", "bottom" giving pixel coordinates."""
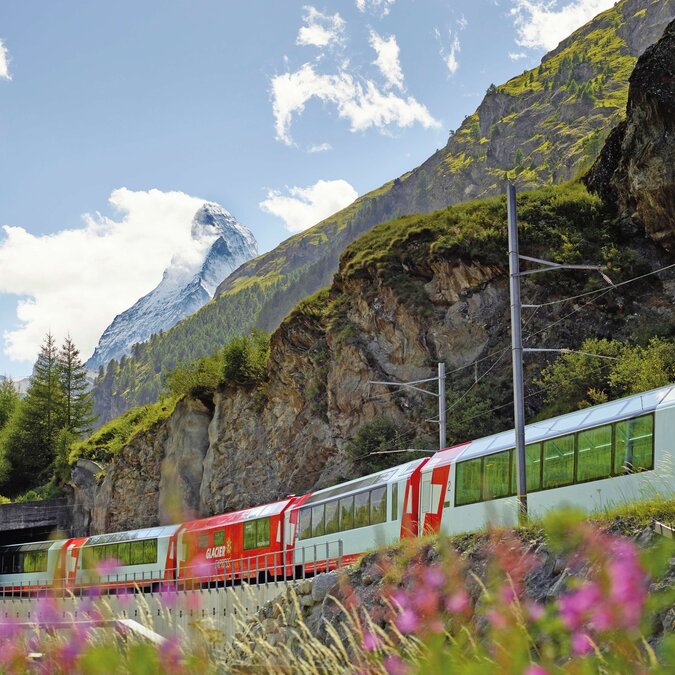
[
  {"left": 0, "top": 539, "right": 67, "bottom": 588},
  {"left": 426, "top": 385, "right": 675, "bottom": 536},
  {"left": 74, "top": 524, "right": 181, "bottom": 586},
  {"left": 291, "top": 459, "right": 425, "bottom": 565}
]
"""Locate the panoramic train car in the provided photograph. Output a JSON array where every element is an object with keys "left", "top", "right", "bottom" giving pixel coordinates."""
[
  {"left": 0, "top": 539, "right": 67, "bottom": 592},
  {"left": 177, "top": 496, "right": 307, "bottom": 584},
  {"left": 291, "top": 457, "right": 430, "bottom": 572},
  {"left": 73, "top": 524, "right": 181, "bottom": 590},
  {"left": 420, "top": 384, "right": 675, "bottom": 536}
]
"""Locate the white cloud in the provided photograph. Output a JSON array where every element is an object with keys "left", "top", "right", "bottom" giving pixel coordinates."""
[
  {"left": 308, "top": 142, "right": 332, "bottom": 153},
  {"left": 296, "top": 6, "right": 345, "bottom": 48},
  {"left": 510, "top": 0, "right": 615, "bottom": 51},
  {"left": 435, "top": 27, "right": 461, "bottom": 76},
  {"left": 271, "top": 62, "right": 439, "bottom": 145},
  {"left": 356, "top": 0, "right": 396, "bottom": 17},
  {"left": 0, "top": 39, "right": 11, "bottom": 80},
  {"left": 457, "top": 15, "right": 469, "bottom": 30},
  {"left": 369, "top": 30, "right": 404, "bottom": 90},
  {"left": 0, "top": 188, "right": 210, "bottom": 363},
  {"left": 445, "top": 34, "right": 461, "bottom": 75},
  {"left": 260, "top": 179, "right": 358, "bottom": 233},
  {"left": 509, "top": 51, "right": 528, "bottom": 60}
]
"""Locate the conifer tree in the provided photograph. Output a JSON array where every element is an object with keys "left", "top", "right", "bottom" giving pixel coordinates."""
[
  {"left": 58, "top": 335, "right": 95, "bottom": 435},
  {"left": 0, "top": 379, "right": 19, "bottom": 431},
  {"left": 2, "top": 332, "right": 65, "bottom": 492}
]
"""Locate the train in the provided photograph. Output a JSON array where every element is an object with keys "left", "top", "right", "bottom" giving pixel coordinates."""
[{"left": 1, "top": 383, "right": 673, "bottom": 594}]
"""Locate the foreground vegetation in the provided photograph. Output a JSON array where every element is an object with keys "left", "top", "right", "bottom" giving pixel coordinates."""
[{"left": 0, "top": 500, "right": 672, "bottom": 673}]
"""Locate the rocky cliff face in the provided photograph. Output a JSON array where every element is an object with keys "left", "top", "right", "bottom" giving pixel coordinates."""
[
  {"left": 585, "top": 19, "right": 675, "bottom": 250},
  {"left": 86, "top": 203, "right": 257, "bottom": 372}
]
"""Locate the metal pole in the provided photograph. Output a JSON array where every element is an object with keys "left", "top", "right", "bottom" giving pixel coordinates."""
[
  {"left": 507, "top": 184, "right": 528, "bottom": 523},
  {"left": 438, "top": 362, "right": 446, "bottom": 450}
]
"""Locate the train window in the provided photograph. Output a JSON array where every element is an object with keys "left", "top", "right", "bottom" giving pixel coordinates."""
[
  {"left": 298, "top": 508, "right": 312, "bottom": 540},
  {"left": 130, "top": 541, "right": 145, "bottom": 565},
  {"left": 325, "top": 501, "right": 339, "bottom": 535},
  {"left": 371, "top": 486, "right": 387, "bottom": 524},
  {"left": 577, "top": 425, "right": 612, "bottom": 482},
  {"left": 197, "top": 533, "right": 209, "bottom": 550},
  {"left": 256, "top": 519, "right": 271, "bottom": 548},
  {"left": 339, "top": 496, "right": 354, "bottom": 531},
  {"left": 24, "top": 551, "right": 48, "bottom": 574},
  {"left": 455, "top": 458, "right": 482, "bottom": 506},
  {"left": 543, "top": 434, "right": 575, "bottom": 489},
  {"left": 244, "top": 521, "right": 257, "bottom": 549},
  {"left": 214, "top": 530, "right": 225, "bottom": 547},
  {"left": 510, "top": 444, "right": 543, "bottom": 494},
  {"left": 483, "top": 451, "right": 511, "bottom": 500},
  {"left": 118, "top": 542, "right": 131, "bottom": 565},
  {"left": 104, "top": 544, "right": 118, "bottom": 562},
  {"left": 143, "top": 539, "right": 158, "bottom": 564},
  {"left": 354, "top": 491, "right": 370, "bottom": 528},
  {"left": 391, "top": 484, "right": 398, "bottom": 521},
  {"left": 312, "top": 505, "right": 325, "bottom": 537},
  {"left": 615, "top": 415, "right": 653, "bottom": 474}
]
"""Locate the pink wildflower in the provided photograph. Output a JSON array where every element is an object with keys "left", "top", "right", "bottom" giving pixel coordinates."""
[
  {"left": 607, "top": 539, "right": 646, "bottom": 631},
  {"left": 499, "top": 584, "right": 517, "bottom": 604},
  {"left": 413, "top": 588, "right": 439, "bottom": 616},
  {"left": 36, "top": 596, "right": 61, "bottom": 625},
  {"left": 396, "top": 608, "right": 419, "bottom": 634},
  {"left": 423, "top": 566, "right": 445, "bottom": 589},
  {"left": 429, "top": 619, "right": 445, "bottom": 634},
  {"left": 159, "top": 636, "right": 183, "bottom": 673},
  {"left": 524, "top": 666, "right": 548, "bottom": 675},
  {"left": 486, "top": 609, "right": 507, "bottom": 629},
  {"left": 384, "top": 655, "right": 408, "bottom": 675},
  {"left": 526, "top": 602, "right": 545, "bottom": 621},
  {"left": 571, "top": 631, "right": 593, "bottom": 655},
  {"left": 445, "top": 589, "right": 469, "bottom": 614},
  {"left": 559, "top": 583, "right": 601, "bottom": 631},
  {"left": 362, "top": 630, "right": 380, "bottom": 652}
]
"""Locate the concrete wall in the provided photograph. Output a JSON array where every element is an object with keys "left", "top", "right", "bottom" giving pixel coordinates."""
[
  {"left": 0, "top": 499, "right": 72, "bottom": 545},
  {"left": 0, "top": 581, "right": 289, "bottom": 640}
]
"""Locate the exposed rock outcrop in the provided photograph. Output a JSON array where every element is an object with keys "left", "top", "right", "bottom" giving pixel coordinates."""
[
  {"left": 76, "top": 399, "right": 211, "bottom": 533},
  {"left": 585, "top": 20, "right": 675, "bottom": 250}
]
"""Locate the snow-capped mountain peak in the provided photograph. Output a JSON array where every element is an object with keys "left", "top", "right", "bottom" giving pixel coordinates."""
[{"left": 86, "top": 202, "right": 258, "bottom": 371}]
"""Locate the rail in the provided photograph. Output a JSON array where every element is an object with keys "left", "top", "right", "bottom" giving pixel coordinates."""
[{"left": 0, "top": 540, "right": 344, "bottom": 599}]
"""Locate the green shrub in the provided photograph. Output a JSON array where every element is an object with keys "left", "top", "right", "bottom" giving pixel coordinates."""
[
  {"left": 346, "top": 417, "right": 429, "bottom": 475},
  {"left": 163, "top": 351, "right": 225, "bottom": 400},
  {"left": 222, "top": 330, "right": 270, "bottom": 386}
]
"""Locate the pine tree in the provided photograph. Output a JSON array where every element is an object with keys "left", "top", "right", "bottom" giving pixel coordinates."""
[
  {"left": 2, "top": 332, "right": 65, "bottom": 492},
  {"left": 58, "top": 335, "right": 95, "bottom": 435},
  {"left": 0, "top": 379, "right": 19, "bottom": 431}
]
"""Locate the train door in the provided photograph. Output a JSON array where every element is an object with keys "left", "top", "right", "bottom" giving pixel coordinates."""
[
  {"left": 419, "top": 465, "right": 451, "bottom": 535},
  {"left": 64, "top": 538, "right": 87, "bottom": 588}
]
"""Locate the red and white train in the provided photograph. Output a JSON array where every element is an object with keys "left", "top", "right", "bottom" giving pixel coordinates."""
[{"left": 1, "top": 384, "right": 673, "bottom": 593}]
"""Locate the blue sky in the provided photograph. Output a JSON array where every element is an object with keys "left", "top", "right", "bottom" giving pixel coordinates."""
[{"left": 0, "top": 0, "right": 615, "bottom": 376}]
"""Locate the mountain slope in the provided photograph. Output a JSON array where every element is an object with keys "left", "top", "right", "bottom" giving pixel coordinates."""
[
  {"left": 90, "top": 0, "right": 674, "bottom": 425},
  {"left": 86, "top": 204, "right": 257, "bottom": 371}
]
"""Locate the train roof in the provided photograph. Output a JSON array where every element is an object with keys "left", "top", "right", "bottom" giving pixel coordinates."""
[
  {"left": 0, "top": 539, "right": 66, "bottom": 552},
  {"left": 426, "top": 383, "right": 675, "bottom": 469},
  {"left": 301, "top": 458, "right": 427, "bottom": 508},
  {"left": 84, "top": 524, "right": 180, "bottom": 546},
  {"left": 181, "top": 498, "right": 295, "bottom": 533}
]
